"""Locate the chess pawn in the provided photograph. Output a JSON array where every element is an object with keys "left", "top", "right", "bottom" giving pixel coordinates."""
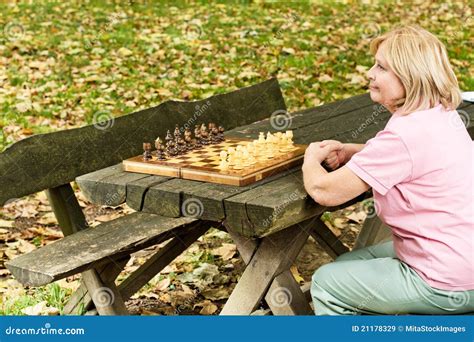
[
  {"left": 218, "top": 159, "right": 229, "bottom": 171},
  {"left": 194, "top": 124, "right": 202, "bottom": 148},
  {"left": 184, "top": 128, "right": 194, "bottom": 150},
  {"left": 219, "top": 150, "right": 228, "bottom": 162},
  {"left": 177, "top": 137, "right": 186, "bottom": 155},
  {"left": 174, "top": 125, "right": 181, "bottom": 140},
  {"left": 143, "top": 142, "right": 153, "bottom": 161},
  {"left": 258, "top": 132, "right": 266, "bottom": 144},
  {"left": 200, "top": 123, "right": 209, "bottom": 145},
  {"left": 218, "top": 126, "right": 225, "bottom": 142},
  {"left": 155, "top": 138, "right": 167, "bottom": 160},
  {"left": 211, "top": 126, "right": 219, "bottom": 144},
  {"left": 165, "top": 130, "right": 173, "bottom": 143}
]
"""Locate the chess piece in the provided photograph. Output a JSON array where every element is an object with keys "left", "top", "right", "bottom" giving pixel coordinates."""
[
  {"left": 194, "top": 124, "right": 203, "bottom": 148},
  {"left": 143, "top": 142, "right": 152, "bottom": 161},
  {"left": 218, "top": 126, "right": 225, "bottom": 142},
  {"left": 200, "top": 123, "right": 210, "bottom": 145},
  {"left": 155, "top": 138, "right": 167, "bottom": 160},
  {"left": 211, "top": 125, "right": 219, "bottom": 144},
  {"left": 165, "top": 130, "right": 173, "bottom": 144},
  {"left": 184, "top": 128, "right": 194, "bottom": 150}
]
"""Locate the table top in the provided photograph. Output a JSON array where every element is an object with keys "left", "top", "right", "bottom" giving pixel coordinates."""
[{"left": 76, "top": 94, "right": 474, "bottom": 238}]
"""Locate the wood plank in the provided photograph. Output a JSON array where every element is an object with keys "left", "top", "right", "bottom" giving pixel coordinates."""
[
  {"left": 0, "top": 78, "right": 286, "bottom": 205},
  {"left": 76, "top": 163, "right": 150, "bottom": 206},
  {"left": 226, "top": 93, "right": 375, "bottom": 140},
  {"left": 265, "top": 270, "right": 313, "bottom": 315},
  {"left": 224, "top": 170, "right": 324, "bottom": 237},
  {"left": 220, "top": 218, "right": 313, "bottom": 315},
  {"left": 140, "top": 167, "right": 301, "bottom": 221},
  {"left": 5, "top": 213, "right": 198, "bottom": 286},
  {"left": 126, "top": 175, "right": 170, "bottom": 211}
]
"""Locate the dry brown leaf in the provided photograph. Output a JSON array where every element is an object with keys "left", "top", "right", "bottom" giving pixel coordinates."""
[
  {"left": 17, "top": 239, "right": 36, "bottom": 254},
  {"left": 0, "top": 220, "right": 14, "bottom": 228},
  {"left": 155, "top": 277, "right": 171, "bottom": 291},
  {"left": 347, "top": 211, "right": 367, "bottom": 224},
  {"left": 212, "top": 243, "right": 236, "bottom": 261},
  {"left": 194, "top": 300, "right": 218, "bottom": 315},
  {"left": 37, "top": 212, "right": 57, "bottom": 225}
]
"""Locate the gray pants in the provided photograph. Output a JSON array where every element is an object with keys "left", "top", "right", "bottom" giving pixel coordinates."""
[{"left": 311, "top": 241, "right": 474, "bottom": 315}]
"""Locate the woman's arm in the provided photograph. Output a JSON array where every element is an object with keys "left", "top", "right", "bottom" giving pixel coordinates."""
[
  {"left": 341, "top": 143, "right": 365, "bottom": 164},
  {"left": 303, "top": 142, "right": 370, "bottom": 207}
]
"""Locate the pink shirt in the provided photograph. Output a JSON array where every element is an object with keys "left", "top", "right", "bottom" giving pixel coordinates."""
[{"left": 346, "top": 104, "right": 474, "bottom": 291}]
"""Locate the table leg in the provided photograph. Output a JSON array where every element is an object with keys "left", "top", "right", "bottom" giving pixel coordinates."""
[
  {"left": 309, "top": 215, "right": 349, "bottom": 259},
  {"left": 220, "top": 217, "right": 315, "bottom": 315}
]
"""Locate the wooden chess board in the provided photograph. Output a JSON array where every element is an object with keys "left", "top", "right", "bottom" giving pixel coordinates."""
[{"left": 123, "top": 138, "right": 307, "bottom": 186}]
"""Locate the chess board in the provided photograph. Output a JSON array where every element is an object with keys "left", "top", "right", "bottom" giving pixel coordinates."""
[{"left": 123, "top": 138, "right": 307, "bottom": 186}]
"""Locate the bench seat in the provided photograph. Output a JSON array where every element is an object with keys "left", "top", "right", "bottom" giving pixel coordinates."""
[{"left": 6, "top": 212, "right": 199, "bottom": 287}]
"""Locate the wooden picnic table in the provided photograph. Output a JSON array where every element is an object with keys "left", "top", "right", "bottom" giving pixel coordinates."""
[
  {"left": 5, "top": 77, "right": 473, "bottom": 315},
  {"left": 75, "top": 93, "right": 474, "bottom": 315}
]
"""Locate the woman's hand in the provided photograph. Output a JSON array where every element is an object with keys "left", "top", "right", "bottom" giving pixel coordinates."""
[
  {"left": 303, "top": 141, "right": 344, "bottom": 166},
  {"left": 319, "top": 140, "right": 347, "bottom": 170}
]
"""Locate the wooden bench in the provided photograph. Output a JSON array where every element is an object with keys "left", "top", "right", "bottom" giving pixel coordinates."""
[{"left": 2, "top": 78, "right": 286, "bottom": 315}]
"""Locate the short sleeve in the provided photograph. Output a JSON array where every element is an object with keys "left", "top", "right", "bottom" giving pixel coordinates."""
[{"left": 346, "top": 130, "right": 413, "bottom": 195}]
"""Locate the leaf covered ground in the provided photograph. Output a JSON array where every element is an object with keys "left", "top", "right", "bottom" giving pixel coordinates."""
[{"left": 0, "top": 1, "right": 472, "bottom": 315}]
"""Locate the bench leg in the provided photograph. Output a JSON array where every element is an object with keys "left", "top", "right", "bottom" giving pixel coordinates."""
[
  {"left": 81, "top": 269, "right": 128, "bottom": 315},
  {"left": 63, "top": 256, "right": 130, "bottom": 315},
  {"left": 220, "top": 217, "right": 314, "bottom": 315},
  {"left": 118, "top": 222, "right": 211, "bottom": 300}
]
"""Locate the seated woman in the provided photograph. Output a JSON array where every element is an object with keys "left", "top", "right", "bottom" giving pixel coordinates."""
[{"left": 302, "top": 25, "right": 473, "bottom": 315}]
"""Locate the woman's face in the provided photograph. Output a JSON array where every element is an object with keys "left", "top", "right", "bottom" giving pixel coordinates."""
[{"left": 367, "top": 43, "right": 405, "bottom": 113}]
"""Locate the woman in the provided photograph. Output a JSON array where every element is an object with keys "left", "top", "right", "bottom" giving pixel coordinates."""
[{"left": 302, "top": 25, "right": 474, "bottom": 315}]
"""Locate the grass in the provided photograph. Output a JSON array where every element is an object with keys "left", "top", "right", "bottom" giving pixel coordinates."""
[
  {"left": 0, "top": 1, "right": 472, "bottom": 151},
  {"left": 0, "top": 283, "right": 73, "bottom": 315}
]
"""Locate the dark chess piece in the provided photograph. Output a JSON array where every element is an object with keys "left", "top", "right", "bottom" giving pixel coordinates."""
[
  {"left": 165, "top": 130, "right": 173, "bottom": 144},
  {"left": 155, "top": 138, "right": 166, "bottom": 160},
  {"left": 200, "top": 123, "right": 209, "bottom": 145},
  {"left": 194, "top": 124, "right": 202, "bottom": 148},
  {"left": 184, "top": 128, "right": 194, "bottom": 150},
  {"left": 218, "top": 126, "right": 225, "bottom": 142},
  {"left": 176, "top": 137, "right": 187, "bottom": 155},
  {"left": 211, "top": 126, "right": 219, "bottom": 144},
  {"left": 143, "top": 142, "right": 152, "bottom": 161}
]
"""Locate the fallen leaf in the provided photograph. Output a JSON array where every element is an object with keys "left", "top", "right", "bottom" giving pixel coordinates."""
[
  {"left": 21, "top": 301, "right": 60, "bottom": 316},
  {"left": 347, "top": 211, "right": 367, "bottom": 224},
  {"left": 118, "top": 47, "right": 133, "bottom": 57},
  {"left": 0, "top": 220, "right": 14, "bottom": 228},
  {"left": 194, "top": 300, "right": 218, "bottom": 315},
  {"left": 212, "top": 243, "right": 236, "bottom": 261},
  {"left": 155, "top": 277, "right": 171, "bottom": 291},
  {"left": 37, "top": 212, "right": 57, "bottom": 225},
  {"left": 290, "top": 265, "right": 305, "bottom": 284},
  {"left": 200, "top": 287, "right": 230, "bottom": 301}
]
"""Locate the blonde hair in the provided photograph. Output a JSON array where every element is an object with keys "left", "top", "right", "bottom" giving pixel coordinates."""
[{"left": 370, "top": 25, "right": 462, "bottom": 114}]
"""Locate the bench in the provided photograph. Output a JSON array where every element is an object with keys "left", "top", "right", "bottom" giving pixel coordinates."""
[{"left": 2, "top": 78, "right": 286, "bottom": 315}]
